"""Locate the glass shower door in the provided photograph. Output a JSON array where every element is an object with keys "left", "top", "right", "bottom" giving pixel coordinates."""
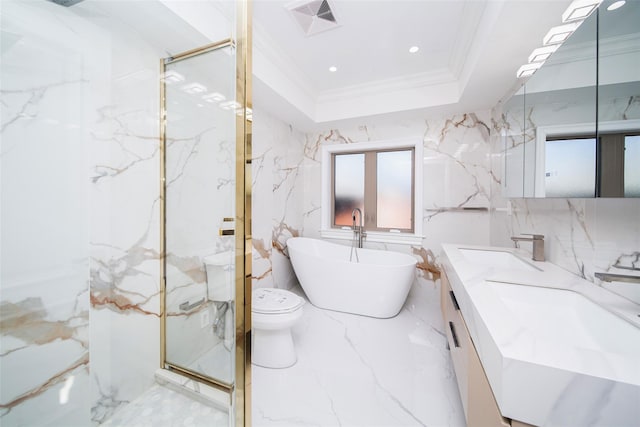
[{"left": 162, "top": 42, "right": 236, "bottom": 387}]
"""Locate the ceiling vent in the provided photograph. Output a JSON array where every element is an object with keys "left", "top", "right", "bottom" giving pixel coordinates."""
[{"left": 287, "top": 0, "right": 340, "bottom": 36}]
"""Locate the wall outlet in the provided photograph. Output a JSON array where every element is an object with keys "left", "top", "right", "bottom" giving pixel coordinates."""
[{"left": 200, "top": 310, "right": 210, "bottom": 328}]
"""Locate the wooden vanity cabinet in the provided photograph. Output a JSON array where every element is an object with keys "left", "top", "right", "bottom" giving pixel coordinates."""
[{"left": 441, "top": 270, "right": 511, "bottom": 427}]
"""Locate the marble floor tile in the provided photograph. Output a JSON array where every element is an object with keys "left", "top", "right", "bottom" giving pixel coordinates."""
[
  {"left": 252, "top": 281, "right": 466, "bottom": 427},
  {"left": 102, "top": 384, "right": 229, "bottom": 427}
]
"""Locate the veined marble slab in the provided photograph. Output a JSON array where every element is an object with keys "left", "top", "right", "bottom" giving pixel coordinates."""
[
  {"left": 441, "top": 243, "right": 640, "bottom": 426},
  {"left": 252, "top": 281, "right": 466, "bottom": 427}
]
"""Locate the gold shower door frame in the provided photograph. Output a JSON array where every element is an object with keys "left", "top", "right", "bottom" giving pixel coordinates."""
[{"left": 159, "top": 1, "right": 252, "bottom": 424}]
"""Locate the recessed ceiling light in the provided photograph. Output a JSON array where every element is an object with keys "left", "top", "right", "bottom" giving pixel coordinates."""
[
  {"left": 562, "top": 0, "right": 603, "bottom": 22},
  {"left": 409, "top": 46, "right": 419, "bottom": 54},
  {"left": 607, "top": 0, "right": 625, "bottom": 10},
  {"left": 543, "top": 22, "right": 581, "bottom": 45},
  {"left": 329, "top": 66, "right": 337, "bottom": 72}
]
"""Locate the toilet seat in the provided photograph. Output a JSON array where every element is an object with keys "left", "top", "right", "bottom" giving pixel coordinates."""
[{"left": 253, "top": 288, "right": 304, "bottom": 315}]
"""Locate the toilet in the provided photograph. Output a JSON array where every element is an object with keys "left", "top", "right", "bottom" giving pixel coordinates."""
[{"left": 252, "top": 288, "right": 304, "bottom": 368}]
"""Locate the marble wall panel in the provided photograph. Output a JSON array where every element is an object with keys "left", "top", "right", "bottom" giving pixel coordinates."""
[
  {"left": 251, "top": 109, "right": 305, "bottom": 290},
  {"left": 2, "top": 1, "right": 241, "bottom": 426},
  {"left": 1, "top": 1, "right": 92, "bottom": 424},
  {"left": 251, "top": 108, "right": 494, "bottom": 302},
  {"left": 301, "top": 111, "right": 494, "bottom": 265},
  {"left": 87, "top": 19, "right": 162, "bottom": 425}
]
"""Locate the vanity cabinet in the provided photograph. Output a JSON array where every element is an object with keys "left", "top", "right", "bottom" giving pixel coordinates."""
[{"left": 441, "top": 271, "right": 512, "bottom": 427}]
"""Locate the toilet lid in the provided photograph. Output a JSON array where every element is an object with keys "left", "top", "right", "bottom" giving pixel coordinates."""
[{"left": 252, "top": 288, "right": 303, "bottom": 314}]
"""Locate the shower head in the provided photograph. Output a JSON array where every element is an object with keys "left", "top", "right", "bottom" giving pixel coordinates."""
[{"left": 46, "top": 0, "right": 85, "bottom": 7}]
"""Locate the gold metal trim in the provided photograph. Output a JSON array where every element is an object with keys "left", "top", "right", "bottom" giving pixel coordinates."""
[
  {"left": 219, "top": 229, "right": 235, "bottom": 236},
  {"left": 159, "top": 58, "right": 167, "bottom": 368},
  {"left": 166, "top": 363, "right": 233, "bottom": 393},
  {"left": 164, "top": 38, "right": 233, "bottom": 65},
  {"left": 235, "top": 1, "right": 252, "bottom": 425}
]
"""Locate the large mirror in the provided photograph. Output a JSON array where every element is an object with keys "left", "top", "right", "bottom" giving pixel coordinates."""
[{"left": 503, "top": 0, "right": 640, "bottom": 198}]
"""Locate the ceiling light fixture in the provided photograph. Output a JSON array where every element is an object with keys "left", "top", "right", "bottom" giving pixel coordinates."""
[
  {"left": 329, "top": 66, "right": 337, "bottom": 72},
  {"left": 607, "top": 0, "right": 625, "bottom": 10},
  {"left": 543, "top": 22, "right": 581, "bottom": 45},
  {"left": 562, "top": 0, "right": 603, "bottom": 22},
  {"left": 409, "top": 46, "right": 419, "bottom": 53},
  {"left": 528, "top": 45, "right": 560, "bottom": 63},
  {"left": 516, "top": 63, "right": 543, "bottom": 78}
]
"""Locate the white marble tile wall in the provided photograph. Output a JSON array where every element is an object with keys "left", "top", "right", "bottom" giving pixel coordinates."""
[
  {"left": 301, "top": 111, "right": 494, "bottom": 262},
  {"left": 0, "top": 1, "right": 164, "bottom": 425},
  {"left": 1, "top": 1, "right": 93, "bottom": 424},
  {"left": 2, "top": 1, "right": 240, "bottom": 426},
  {"left": 490, "top": 95, "right": 640, "bottom": 297},
  {"left": 250, "top": 108, "right": 496, "bottom": 302},
  {"left": 251, "top": 108, "right": 305, "bottom": 290},
  {"left": 85, "top": 14, "right": 163, "bottom": 426}
]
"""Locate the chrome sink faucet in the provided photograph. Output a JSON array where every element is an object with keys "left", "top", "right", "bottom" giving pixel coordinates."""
[{"left": 511, "top": 234, "right": 545, "bottom": 262}]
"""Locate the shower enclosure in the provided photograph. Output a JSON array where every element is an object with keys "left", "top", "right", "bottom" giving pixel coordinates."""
[
  {"left": 0, "top": 0, "right": 251, "bottom": 425},
  {"left": 158, "top": 2, "right": 253, "bottom": 420},
  {"left": 160, "top": 36, "right": 251, "bottom": 399}
]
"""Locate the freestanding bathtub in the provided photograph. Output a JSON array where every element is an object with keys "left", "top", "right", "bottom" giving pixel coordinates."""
[{"left": 287, "top": 237, "right": 417, "bottom": 318}]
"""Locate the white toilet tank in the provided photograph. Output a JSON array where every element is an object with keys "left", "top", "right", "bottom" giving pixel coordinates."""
[{"left": 203, "top": 251, "right": 234, "bottom": 301}]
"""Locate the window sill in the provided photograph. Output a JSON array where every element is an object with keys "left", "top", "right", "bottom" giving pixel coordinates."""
[{"left": 319, "top": 229, "right": 424, "bottom": 246}]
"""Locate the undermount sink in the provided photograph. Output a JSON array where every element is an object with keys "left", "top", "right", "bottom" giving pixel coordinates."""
[
  {"left": 487, "top": 281, "right": 640, "bottom": 357},
  {"left": 459, "top": 248, "right": 539, "bottom": 271}
]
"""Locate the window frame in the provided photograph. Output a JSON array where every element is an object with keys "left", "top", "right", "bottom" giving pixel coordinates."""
[
  {"left": 331, "top": 148, "right": 415, "bottom": 232},
  {"left": 321, "top": 138, "right": 423, "bottom": 245}
]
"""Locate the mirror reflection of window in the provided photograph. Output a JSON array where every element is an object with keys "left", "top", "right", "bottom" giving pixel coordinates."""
[
  {"left": 625, "top": 135, "right": 640, "bottom": 197},
  {"left": 545, "top": 138, "right": 596, "bottom": 197}
]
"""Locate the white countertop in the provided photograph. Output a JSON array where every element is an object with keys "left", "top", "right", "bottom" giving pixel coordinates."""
[{"left": 441, "top": 244, "right": 640, "bottom": 426}]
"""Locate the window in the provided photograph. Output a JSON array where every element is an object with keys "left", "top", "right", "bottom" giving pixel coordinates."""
[
  {"left": 332, "top": 149, "right": 414, "bottom": 231},
  {"left": 321, "top": 138, "right": 422, "bottom": 244}
]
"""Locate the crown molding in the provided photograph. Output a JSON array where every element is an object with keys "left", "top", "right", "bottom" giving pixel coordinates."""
[
  {"left": 449, "top": 1, "right": 489, "bottom": 79},
  {"left": 253, "top": 22, "right": 318, "bottom": 117},
  {"left": 252, "top": 0, "right": 508, "bottom": 125},
  {"left": 316, "top": 68, "right": 457, "bottom": 103}
]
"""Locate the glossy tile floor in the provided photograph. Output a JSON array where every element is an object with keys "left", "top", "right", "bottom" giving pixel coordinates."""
[
  {"left": 102, "top": 384, "right": 229, "bottom": 427},
  {"left": 252, "top": 281, "right": 466, "bottom": 426}
]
